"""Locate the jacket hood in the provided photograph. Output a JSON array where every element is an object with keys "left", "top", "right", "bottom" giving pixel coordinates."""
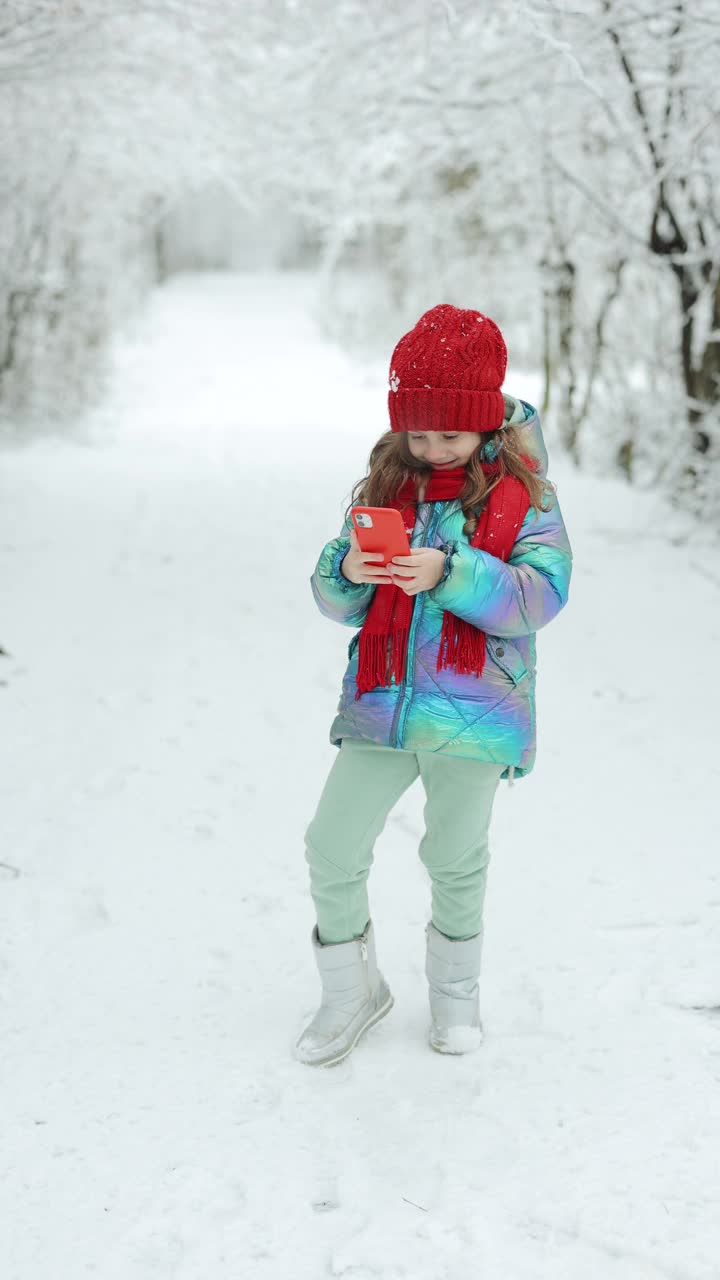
[{"left": 502, "top": 393, "right": 549, "bottom": 479}]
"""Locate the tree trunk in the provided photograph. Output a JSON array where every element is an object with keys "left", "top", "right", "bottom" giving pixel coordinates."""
[
  {"left": 670, "top": 263, "right": 718, "bottom": 456},
  {"left": 556, "top": 258, "right": 580, "bottom": 462},
  {"left": 540, "top": 256, "right": 553, "bottom": 421}
]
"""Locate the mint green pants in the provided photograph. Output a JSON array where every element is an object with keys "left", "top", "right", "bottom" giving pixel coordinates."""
[{"left": 303, "top": 737, "right": 505, "bottom": 944}]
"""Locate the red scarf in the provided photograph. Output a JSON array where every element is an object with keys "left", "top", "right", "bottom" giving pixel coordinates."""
[{"left": 355, "top": 462, "right": 532, "bottom": 700}]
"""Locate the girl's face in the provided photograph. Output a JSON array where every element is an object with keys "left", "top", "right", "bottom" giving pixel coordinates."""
[{"left": 406, "top": 430, "right": 482, "bottom": 469}]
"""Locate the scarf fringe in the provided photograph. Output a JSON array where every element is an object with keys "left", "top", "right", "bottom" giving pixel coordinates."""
[
  {"left": 355, "top": 627, "right": 409, "bottom": 700},
  {"left": 437, "top": 612, "right": 486, "bottom": 678}
]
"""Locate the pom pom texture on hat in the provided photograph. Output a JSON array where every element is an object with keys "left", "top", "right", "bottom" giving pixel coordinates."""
[{"left": 388, "top": 303, "right": 507, "bottom": 433}]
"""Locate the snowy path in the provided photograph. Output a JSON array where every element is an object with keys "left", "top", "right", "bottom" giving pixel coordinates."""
[{"left": 2, "top": 272, "right": 719, "bottom": 1279}]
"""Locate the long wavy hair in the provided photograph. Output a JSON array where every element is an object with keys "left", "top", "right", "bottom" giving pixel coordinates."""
[{"left": 344, "top": 424, "right": 555, "bottom": 539}]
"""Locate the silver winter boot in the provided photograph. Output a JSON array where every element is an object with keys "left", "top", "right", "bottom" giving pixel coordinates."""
[
  {"left": 425, "top": 920, "right": 484, "bottom": 1055},
  {"left": 295, "top": 919, "right": 394, "bottom": 1067}
]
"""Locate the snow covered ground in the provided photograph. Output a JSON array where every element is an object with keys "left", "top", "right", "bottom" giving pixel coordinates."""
[{"left": 2, "top": 271, "right": 720, "bottom": 1279}]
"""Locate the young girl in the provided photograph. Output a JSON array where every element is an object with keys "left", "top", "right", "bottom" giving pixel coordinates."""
[{"left": 297, "top": 303, "right": 572, "bottom": 1067}]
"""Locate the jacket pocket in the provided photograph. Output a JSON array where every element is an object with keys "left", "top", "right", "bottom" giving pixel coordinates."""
[{"left": 486, "top": 636, "right": 528, "bottom": 685}]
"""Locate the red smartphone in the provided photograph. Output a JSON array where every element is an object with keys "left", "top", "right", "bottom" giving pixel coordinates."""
[{"left": 351, "top": 506, "right": 412, "bottom": 567}]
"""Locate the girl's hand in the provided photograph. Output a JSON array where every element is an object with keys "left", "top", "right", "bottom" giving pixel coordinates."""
[
  {"left": 340, "top": 528, "right": 395, "bottom": 585},
  {"left": 388, "top": 548, "right": 446, "bottom": 596}
]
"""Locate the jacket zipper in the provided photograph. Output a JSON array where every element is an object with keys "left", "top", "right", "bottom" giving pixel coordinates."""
[{"left": 390, "top": 505, "right": 443, "bottom": 750}]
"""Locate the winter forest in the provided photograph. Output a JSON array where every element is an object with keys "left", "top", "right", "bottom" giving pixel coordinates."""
[
  {"left": 3, "top": 2, "right": 720, "bottom": 1278},
  {"left": 2, "top": 0, "right": 720, "bottom": 503}
]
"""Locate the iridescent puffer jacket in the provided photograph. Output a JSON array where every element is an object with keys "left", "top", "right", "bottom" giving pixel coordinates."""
[{"left": 310, "top": 396, "right": 572, "bottom": 780}]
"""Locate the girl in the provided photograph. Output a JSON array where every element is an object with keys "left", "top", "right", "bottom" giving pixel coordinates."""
[{"left": 297, "top": 303, "right": 572, "bottom": 1067}]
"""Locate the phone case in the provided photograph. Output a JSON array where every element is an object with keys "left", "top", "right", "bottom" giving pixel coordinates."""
[{"left": 351, "top": 506, "right": 412, "bottom": 566}]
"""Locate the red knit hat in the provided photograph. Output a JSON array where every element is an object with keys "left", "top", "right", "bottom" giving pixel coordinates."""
[{"left": 388, "top": 303, "right": 507, "bottom": 433}]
